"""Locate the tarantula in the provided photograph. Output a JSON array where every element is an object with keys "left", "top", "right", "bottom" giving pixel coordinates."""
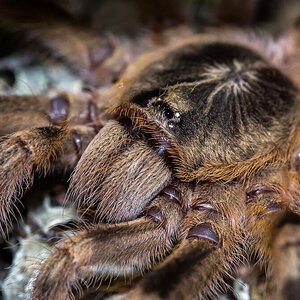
[{"left": 1, "top": 1, "right": 300, "bottom": 300}]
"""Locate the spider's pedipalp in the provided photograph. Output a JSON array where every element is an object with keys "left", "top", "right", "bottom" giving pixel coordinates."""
[
  {"left": 68, "top": 120, "right": 172, "bottom": 223},
  {"left": 30, "top": 191, "right": 185, "bottom": 300}
]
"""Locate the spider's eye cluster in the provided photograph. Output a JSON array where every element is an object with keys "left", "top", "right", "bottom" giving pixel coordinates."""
[
  {"left": 154, "top": 101, "right": 173, "bottom": 119},
  {"left": 153, "top": 100, "right": 181, "bottom": 129}
]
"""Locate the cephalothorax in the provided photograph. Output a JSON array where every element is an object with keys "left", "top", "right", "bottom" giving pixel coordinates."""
[{"left": 1, "top": 3, "right": 300, "bottom": 299}]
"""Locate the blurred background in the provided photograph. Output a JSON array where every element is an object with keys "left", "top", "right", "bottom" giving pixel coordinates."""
[{"left": 0, "top": 0, "right": 299, "bottom": 95}]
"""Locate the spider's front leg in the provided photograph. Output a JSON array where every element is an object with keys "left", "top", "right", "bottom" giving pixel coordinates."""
[
  {"left": 0, "top": 124, "right": 96, "bottom": 236},
  {"left": 0, "top": 89, "right": 108, "bottom": 235},
  {"left": 0, "top": 91, "right": 103, "bottom": 136},
  {"left": 29, "top": 186, "right": 185, "bottom": 300},
  {"left": 125, "top": 183, "right": 246, "bottom": 300},
  {"left": 245, "top": 166, "right": 300, "bottom": 300}
]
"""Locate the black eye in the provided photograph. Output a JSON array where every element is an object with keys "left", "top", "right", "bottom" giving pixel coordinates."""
[
  {"left": 155, "top": 101, "right": 174, "bottom": 119},
  {"left": 164, "top": 108, "right": 174, "bottom": 119}
]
